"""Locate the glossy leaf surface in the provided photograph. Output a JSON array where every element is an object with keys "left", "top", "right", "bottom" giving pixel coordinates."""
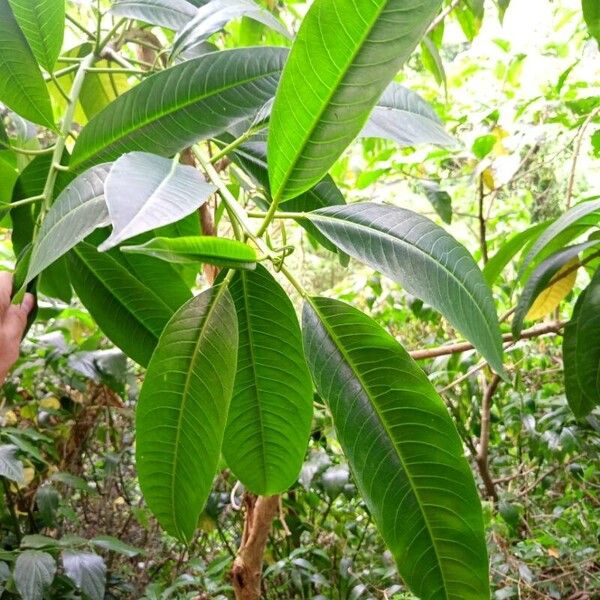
[
  {"left": 563, "top": 267, "right": 600, "bottom": 417},
  {"left": 307, "top": 202, "right": 504, "bottom": 374},
  {"left": 68, "top": 241, "right": 175, "bottom": 367},
  {"left": 70, "top": 47, "right": 287, "bottom": 170},
  {"left": 99, "top": 152, "right": 214, "bottom": 251},
  {"left": 136, "top": 285, "right": 238, "bottom": 541},
  {"left": 110, "top": 0, "right": 197, "bottom": 30},
  {"left": 172, "top": 0, "right": 290, "bottom": 60},
  {"left": 267, "top": 0, "right": 443, "bottom": 201},
  {"left": 360, "top": 82, "right": 456, "bottom": 148},
  {"left": 224, "top": 265, "right": 313, "bottom": 495},
  {"left": 7, "top": 0, "right": 65, "bottom": 71},
  {"left": 25, "top": 164, "right": 111, "bottom": 286},
  {"left": 302, "top": 297, "right": 489, "bottom": 600},
  {"left": 0, "top": 0, "right": 54, "bottom": 128},
  {"left": 122, "top": 236, "right": 257, "bottom": 270}
]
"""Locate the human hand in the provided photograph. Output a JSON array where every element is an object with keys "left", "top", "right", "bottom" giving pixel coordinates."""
[{"left": 0, "top": 272, "right": 35, "bottom": 384}]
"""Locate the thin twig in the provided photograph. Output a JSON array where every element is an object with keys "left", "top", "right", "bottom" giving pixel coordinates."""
[{"left": 566, "top": 106, "right": 600, "bottom": 209}]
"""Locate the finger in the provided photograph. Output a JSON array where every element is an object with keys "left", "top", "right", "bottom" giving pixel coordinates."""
[
  {"left": 3, "top": 293, "right": 34, "bottom": 339},
  {"left": 0, "top": 271, "right": 13, "bottom": 318}
]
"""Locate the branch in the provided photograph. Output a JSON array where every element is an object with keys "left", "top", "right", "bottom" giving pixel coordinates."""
[
  {"left": 426, "top": 0, "right": 461, "bottom": 34},
  {"left": 410, "top": 321, "right": 566, "bottom": 361},
  {"left": 477, "top": 374, "right": 501, "bottom": 501}
]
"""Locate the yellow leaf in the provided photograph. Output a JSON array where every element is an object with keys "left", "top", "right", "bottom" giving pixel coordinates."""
[
  {"left": 20, "top": 467, "right": 35, "bottom": 488},
  {"left": 527, "top": 259, "right": 578, "bottom": 320},
  {"left": 3, "top": 410, "right": 18, "bottom": 426},
  {"left": 482, "top": 168, "right": 495, "bottom": 190},
  {"left": 548, "top": 548, "right": 560, "bottom": 558},
  {"left": 39, "top": 396, "right": 61, "bottom": 410}
]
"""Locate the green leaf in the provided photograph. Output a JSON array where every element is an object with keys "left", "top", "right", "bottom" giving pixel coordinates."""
[
  {"left": 267, "top": 0, "right": 443, "bottom": 202},
  {"left": 25, "top": 164, "right": 111, "bottom": 286},
  {"left": 422, "top": 181, "right": 452, "bottom": 224},
  {"left": 7, "top": 0, "right": 65, "bottom": 72},
  {"left": 122, "top": 236, "right": 257, "bottom": 270},
  {"left": 62, "top": 551, "right": 106, "bottom": 600},
  {"left": 512, "top": 241, "right": 600, "bottom": 337},
  {"left": 0, "top": 0, "right": 54, "bottom": 128},
  {"left": 110, "top": 0, "right": 197, "bottom": 30},
  {"left": 0, "top": 444, "right": 24, "bottom": 483},
  {"left": 483, "top": 221, "right": 549, "bottom": 285},
  {"left": 91, "top": 536, "right": 142, "bottom": 558},
  {"left": 172, "top": 0, "right": 290, "bottom": 60},
  {"left": 70, "top": 47, "right": 287, "bottom": 171},
  {"left": 10, "top": 152, "right": 75, "bottom": 302},
  {"left": 472, "top": 134, "right": 496, "bottom": 160},
  {"left": 519, "top": 198, "right": 600, "bottom": 277},
  {"left": 360, "top": 83, "right": 455, "bottom": 148},
  {"left": 14, "top": 550, "right": 56, "bottom": 600},
  {"left": 136, "top": 284, "right": 238, "bottom": 541},
  {"left": 302, "top": 297, "right": 489, "bottom": 600},
  {"left": 420, "top": 36, "right": 447, "bottom": 89},
  {"left": 223, "top": 265, "right": 313, "bottom": 495},
  {"left": 563, "top": 268, "right": 600, "bottom": 417},
  {"left": 68, "top": 241, "right": 175, "bottom": 367},
  {"left": 306, "top": 203, "right": 505, "bottom": 375},
  {"left": 99, "top": 152, "right": 215, "bottom": 251},
  {"left": 583, "top": 0, "right": 600, "bottom": 47}
]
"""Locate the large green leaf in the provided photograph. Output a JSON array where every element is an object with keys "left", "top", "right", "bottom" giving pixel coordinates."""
[
  {"left": 110, "top": 0, "right": 197, "bottom": 30},
  {"left": 306, "top": 202, "right": 505, "bottom": 374},
  {"left": 223, "top": 265, "right": 313, "bottom": 495},
  {"left": 88, "top": 228, "right": 192, "bottom": 313},
  {"left": 25, "top": 164, "right": 111, "bottom": 286},
  {"left": 519, "top": 198, "right": 600, "bottom": 278},
  {"left": 68, "top": 241, "right": 175, "bottom": 367},
  {"left": 7, "top": 0, "right": 64, "bottom": 72},
  {"left": 360, "top": 82, "right": 456, "bottom": 148},
  {"left": 99, "top": 152, "right": 215, "bottom": 251},
  {"left": 70, "top": 47, "right": 287, "bottom": 171},
  {"left": 0, "top": 0, "right": 54, "bottom": 128},
  {"left": 563, "top": 267, "right": 600, "bottom": 418},
  {"left": 267, "top": 0, "right": 443, "bottom": 202},
  {"left": 14, "top": 551, "right": 56, "bottom": 600},
  {"left": 136, "top": 284, "right": 238, "bottom": 541},
  {"left": 583, "top": 0, "right": 600, "bottom": 46},
  {"left": 302, "top": 297, "right": 489, "bottom": 600},
  {"left": 512, "top": 241, "right": 600, "bottom": 337},
  {"left": 172, "top": 0, "right": 290, "bottom": 61},
  {"left": 122, "top": 236, "right": 257, "bottom": 270}
]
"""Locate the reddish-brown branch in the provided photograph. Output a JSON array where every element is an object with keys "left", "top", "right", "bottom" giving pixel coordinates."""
[
  {"left": 232, "top": 494, "right": 280, "bottom": 600},
  {"left": 409, "top": 321, "right": 565, "bottom": 361},
  {"left": 477, "top": 374, "right": 501, "bottom": 501}
]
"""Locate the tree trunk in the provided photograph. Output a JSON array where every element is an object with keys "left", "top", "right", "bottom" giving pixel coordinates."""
[{"left": 231, "top": 494, "right": 279, "bottom": 600}]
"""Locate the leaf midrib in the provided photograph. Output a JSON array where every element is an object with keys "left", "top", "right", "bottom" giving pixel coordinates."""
[
  {"left": 273, "top": 1, "right": 389, "bottom": 198},
  {"left": 311, "top": 210, "right": 501, "bottom": 364},
  {"left": 309, "top": 298, "right": 450, "bottom": 599},
  {"left": 238, "top": 271, "right": 268, "bottom": 491},
  {"left": 170, "top": 284, "right": 229, "bottom": 539}
]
